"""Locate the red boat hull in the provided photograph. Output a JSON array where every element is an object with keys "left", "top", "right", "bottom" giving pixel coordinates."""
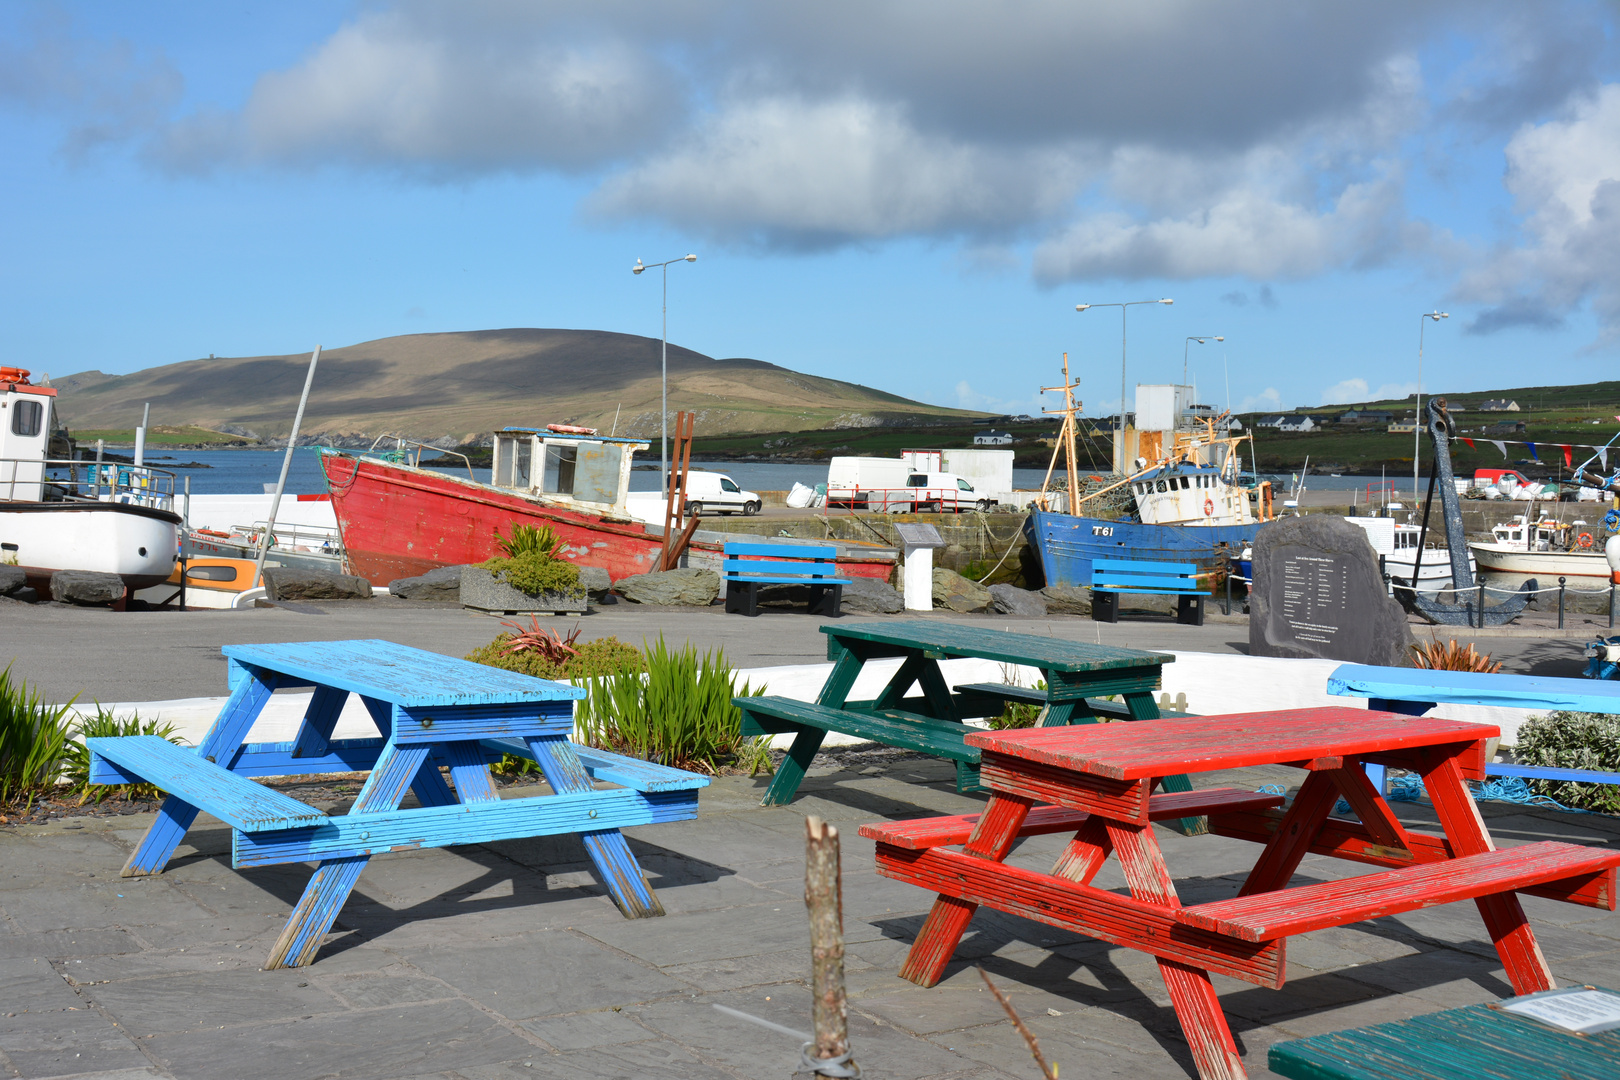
[{"left": 319, "top": 452, "right": 896, "bottom": 586}]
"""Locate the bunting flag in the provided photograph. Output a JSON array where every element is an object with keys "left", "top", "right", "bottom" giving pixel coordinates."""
[
  {"left": 1563, "top": 444, "right": 1573, "bottom": 467},
  {"left": 1603, "top": 448, "right": 1610, "bottom": 470},
  {"left": 1462, "top": 437, "right": 1475, "bottom": 449},
  {"left": 1527, "top": 442, "right": 1539, "bottom": 461},
  {"left": 1491, "top": 440, "right": 1507, "bottom": 458}
]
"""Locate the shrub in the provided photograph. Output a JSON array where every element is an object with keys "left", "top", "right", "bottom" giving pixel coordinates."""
[
  {"left": 61, "top": 709, "right": 186, "bottom": 804},
  {"left": 1409, "top": 638, "right": 1503, "bottom": 673},
  {"left": 0, "top": 664, "right": 75, "bottom": 806},
  {"left": 466, "top": 633, "right": 643, "bottom": 681},
  {"left": 480, "top": 551, "right": 584, "bottom": 598},
  {"left": 986, "top": 680, "right": 1049, "bottom": 730},
  {"left": 496, "top": 523, "right": 564, "bottom": 560},
  {"left": 1513, "top": 711, "right": 1620, "bottom": 814},
  {"left": 575, "top": 636, "right": 768, "bottom": 773}
]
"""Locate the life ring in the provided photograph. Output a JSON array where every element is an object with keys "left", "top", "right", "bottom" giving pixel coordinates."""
[
  {"left": 1203, "top": 496, "right": 1214, "bottom": 517},
  {"left": 1579, "top": 532, "right": 1594, "bottom": 549},
  {"left": 0, "top": 367, "right": 29, "bottom": 384}
]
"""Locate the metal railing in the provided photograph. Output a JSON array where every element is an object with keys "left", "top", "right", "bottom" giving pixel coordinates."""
[
  {"left": 363, "top": 435, "right": 476, "bottom": 481},
  {"left": 3, "top": 457, "right": 176, "bottom": 509},
  {"left": 825, "top": 486, "right": 984, "bottom": 513}
]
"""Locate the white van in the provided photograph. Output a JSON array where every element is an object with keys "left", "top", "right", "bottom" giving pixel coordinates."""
[
  {"left": 891, "top": 472, "right": 985, "bottom": 513},
  {"left": 683, "top": 471, "right": 762, "bottom": 516}
]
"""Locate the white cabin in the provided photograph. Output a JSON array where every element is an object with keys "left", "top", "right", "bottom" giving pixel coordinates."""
[
  {"left": 489, "top": 427, "right": 649, "bottom": 518},
  {"left": 0, "top": 370, "right": 53, "bottom": 501},
  {"left": 1128, "top": 463, "right": 1256, "bottom": 527}
]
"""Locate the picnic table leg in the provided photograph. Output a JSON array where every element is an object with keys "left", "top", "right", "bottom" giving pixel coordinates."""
[
  {"left": 899, "top": 792, "right": 1033, "bottom": 987},
  {"left": 265, "top": 742, "right": 433, "bottom": 968},
  {"left": 1107, "top": 819, "right": 1247, "bottom": 1080},
  {"left": 288, "top": 685, "right": 349, "bottom": 759},
  {"left": 1236, "top": 771, "right": 1341, "bottom": 897},
  {"left": 1050, "top": 815, "right": 1113, "bottom": 882},
  {"left": 361, "top": 696, "right": 456, "bottom": 808},
  {"left": 1124, "top": 691, "right": 1206, "bottom": 836},
  {"left": 528, "top": 736, "right": 665, "bottom": 918},
  {"left": 759, "top": 726, "right": 825, "bottom": 807},
  {"left": 123, "top": 664, "right": 276, "bottom": 877},
  {"left": 1419, "top": 748, "right": 1555, "bottom": 995}
]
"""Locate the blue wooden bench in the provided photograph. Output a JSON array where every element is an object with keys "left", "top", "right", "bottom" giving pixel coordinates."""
[
  {"left": 1327, "top": 663, "right": 1620, "bottom": 796},
  {"left": 1091, "top": 557, "right": 1206, "bottom": 625},
  {"left": 89, "top": 639, "right": 709, "bottom": 968},
  {"left": 723, "top": 541, "right": 850, "bottom": 617}
]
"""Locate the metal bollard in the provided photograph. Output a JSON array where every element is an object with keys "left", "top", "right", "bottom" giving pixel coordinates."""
[
  {"left": 1477, "top": 581, "right": 1486, "bottom": 629},
  {"left": 1225, "top": 571, "right": 1232, "bottom": 616},
  {"left": 1611, "top": 581, "right": 1616, "bottom": 630},
  {"left": 1559, "top": 576, "right": 1567, "bottom": 629}
]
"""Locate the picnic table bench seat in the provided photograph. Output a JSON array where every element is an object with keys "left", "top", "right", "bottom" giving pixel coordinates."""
[
  {"left": 1091, "top": 557, "right": 1207, "bottom": 625},
  {"left": 723, "top": 541, "right": 849, "bottom": 617},
  {"left": 89, "top": 735, "right": 329, "bottom": 833}
]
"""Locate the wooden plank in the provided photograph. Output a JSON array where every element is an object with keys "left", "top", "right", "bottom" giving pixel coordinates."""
[
  {"left": 1237, "top": 771, "right": 1342, "bottom": 897},
  {"left": 723, "top": 572, "right": 852, "bottom": 585},
  {"left": 1207, "top": 808, "right": 1617, "bottom": 910},
  {"left": 289, "top": 685, "right": 348, "bottom": 760},
  {"left": 858, "top": 788, "right": 1285, "bottom": 850},
  {"left": 980, "top": 752, "right": 1153, "bottom": 824},
  {"left": 392, "top": 701, "right": 574, "bottom": 744},
  {"left": 482, "top": 740, "right": 712, "bottom": 792},
  {"left": 966, "top": 709, "right": 1497, "bottom": 781},
  {"left": 724, "top": 541, "right": 838, "bottom": 560},
  {"left": 736, "top": 697, "right": 979, "bottom": 761},
  {"left": 877, "top": 845, "right": 1286, "bottom": 988},
  {"left": 1328, "top": 662, "right": 1620, "bottom": 714},
  {"left": 1094, "top": 558, "right": 1199, "bottom": 574},
  {"left": 820, "top": 619, "right": 1175, "bottom": 674},
  {"left": 264, "top": 855, "right": 366, "bottom": 969},
  {"left": 1181, "top": 842, "right": 1620, "bottom": 942},
  {"left": 232, "top": 787, "right": 700, "bottom": 867},
  {"left": 88, "top": 736, "right": 327, "bottom": 833},
  {"left": 221, "top": 639, "right": 586, "bottom": 708}
]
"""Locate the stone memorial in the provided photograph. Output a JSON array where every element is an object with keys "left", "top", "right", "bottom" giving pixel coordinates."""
[{"left": 1249, "top": 514, "right": 1414, "bottom": 665}]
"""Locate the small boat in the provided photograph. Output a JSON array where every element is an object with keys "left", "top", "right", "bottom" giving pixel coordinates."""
[
  {"left": 1468, "top": 513, "right": 1610, "bottom": 580},
  {"left": 0, "top": 368, "right": 180, "bottom": 595},
  {"left": 133, "top": 557, "right": 259, "bottom": 609},
  {"left": 1344, "top": 516, "right": 1474, "bottom": 594}
]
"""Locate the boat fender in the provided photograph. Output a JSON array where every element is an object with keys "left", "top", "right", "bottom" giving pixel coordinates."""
[
  {"left": 547, "top": 423, "right": 598, "bottom": 435},
  {"left": 1579, "top": 532, "right": 1594, "bottom": 549},
  {"left": 1203, "top": 496, "right": 1214, "bottom": 517}
]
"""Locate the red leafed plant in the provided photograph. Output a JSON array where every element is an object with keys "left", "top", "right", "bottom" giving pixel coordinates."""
[{"left": 497, "top": 619, "right": 582, "bottom": 666}]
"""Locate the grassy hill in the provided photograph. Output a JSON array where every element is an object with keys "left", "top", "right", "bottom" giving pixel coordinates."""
[{"left": 48, "top": 329, "right": 980, "bottom": 442}]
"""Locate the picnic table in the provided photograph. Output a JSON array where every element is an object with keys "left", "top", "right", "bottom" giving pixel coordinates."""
[
  {"left": 861, "top": 707, "right": 1620, "bottom": 1080},
  {"left": 88, "top": 639, "right": 708, "bottom": 968},
  {"left": 738, "top": 619, "right": 1196, "bottom": 812}
]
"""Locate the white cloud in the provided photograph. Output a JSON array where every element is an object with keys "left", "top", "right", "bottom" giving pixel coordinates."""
[
  {"left": 1238, "top": 387, "right": 1282, "bottom": 413},
  {"left": 954, "top": 380, "right": 1041, "bottom": 417},
  {"left": 1321, "top": 378, "right": 1370, "bottom": 404}
]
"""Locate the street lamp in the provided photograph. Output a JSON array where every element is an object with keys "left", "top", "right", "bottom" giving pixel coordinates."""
[
  {"left": 1076, "top": 299, "right": 1173, "bottom": 473},
  {"left": 1414, "top": 310, "right": 1448, "bottom": 498},
  {"left": 632, "top": 253, "right": 698, "bottom": 492},
  {"left": 1182, "top": 335, "right": 1225, "bottom": 385}
]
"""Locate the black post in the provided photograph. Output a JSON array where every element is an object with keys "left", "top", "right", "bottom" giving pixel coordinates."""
[
  {"left": 1477, "top": 581, "right": 1486, "bottom": 629},
  {"left": 1224, "top": 569, "right": 1232, "bottom": 616},
  {"left": 1559, "top": 576, "right": 1567, "bottom": 629},
  {"left": 1610, "top": 580, "right": 1616, "bottom": 630},
  {"left": 1410, "top": 466, "right": 1440, "bottom": 590}
]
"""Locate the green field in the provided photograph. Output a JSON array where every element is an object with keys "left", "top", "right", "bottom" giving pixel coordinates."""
[{"left": 70, "top": 425, "right": 256, "bottom": 447}]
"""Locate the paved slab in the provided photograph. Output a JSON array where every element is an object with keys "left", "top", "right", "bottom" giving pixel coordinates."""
[{"left": 3, "top": 751, "right": 1617, "bottom": 1079}]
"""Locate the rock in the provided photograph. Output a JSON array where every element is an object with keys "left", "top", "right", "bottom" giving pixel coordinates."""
[
  {"left": 1249, "top": 514, "right": 1414, "bottom": 665},
  {"left": 578, "top": 566, "right": 613, "bottom": 602},
  {"left": 615, "top": 568, "right": 721, "bottom": 607},
  {"left": 932, "top": 567, "right": 992, "bottom": 613},
  {"left": 261, "top": 568, "right": 373, "bottom": 602},
  {"left": 1040, "top": 585, "right": 1091, "bottom": 616},
  {"left": 988, "top": 583, "right": 1047, "bottom": 617},
  {"left": 841, "top": 576, "right": 904, "bottom": 614},
  {"left": 387, "top": 565, "right": 465, "bottom": 601},
  {"left": 460, "top": 565, "right": 587, "bottom": 614},
  {"left": 0, "top": 565, "right": 25, "bottom": 596},
  {"left": 49, "top": 570, "right": 125, "bottom": 606}
]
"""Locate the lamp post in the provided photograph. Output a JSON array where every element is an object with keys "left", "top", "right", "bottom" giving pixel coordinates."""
[
  {"left": 1415, "top": 310, "right": 1448, "bottom": 498},
  {"left": 632, "top": 253, "right": 698, "bottom": 492},
  {"left": 1076, "top": 299, "right": 1173, "bottom": 473},
  {"left": 1182, "top": 335, "right": 1224, "bottom": 385}
]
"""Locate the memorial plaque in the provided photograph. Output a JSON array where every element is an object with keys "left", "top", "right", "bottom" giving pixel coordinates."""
[
  {"left": 894, "top": 523, "right": 946, "bottom": 549},
  {"left": 1249, "top": 515, "right": 1414, "bottom": 665}
]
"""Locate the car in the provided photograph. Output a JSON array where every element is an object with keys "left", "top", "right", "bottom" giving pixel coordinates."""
[{"left": 682, "top": 471, "right": 762, "bottom": 516}]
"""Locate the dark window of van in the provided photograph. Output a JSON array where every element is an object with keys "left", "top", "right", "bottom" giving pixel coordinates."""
[
  {"left": 721, "top": 477, "right": 740, "bottom": 493},
  {"left": 908, "top": 474, "right": 927, "bottom": 487},
  {"left": 10, "top": 399, "right": 42, "bottom": 438}
]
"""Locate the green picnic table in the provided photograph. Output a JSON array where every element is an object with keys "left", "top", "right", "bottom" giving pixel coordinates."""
[{"left": 738, "top": 619, "right": 1198, "bottom": 823}]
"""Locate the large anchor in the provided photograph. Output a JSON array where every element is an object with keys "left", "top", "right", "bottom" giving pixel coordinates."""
[{"left": 1400, "top": 397, "right": 1536, "bottom": 626}]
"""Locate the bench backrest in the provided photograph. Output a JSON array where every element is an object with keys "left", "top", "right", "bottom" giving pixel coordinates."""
[
  {"left": 1091, "top": 558, "right": 1200, "bottom": 594},
  {"left": 723, "top": 541, "right": 841, "bottom": 581},
  {"left": 1329, "top": 662, "right": 1620, "bottom": 712}
]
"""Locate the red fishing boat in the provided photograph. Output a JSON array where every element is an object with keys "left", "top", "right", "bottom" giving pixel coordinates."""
[{"left": 318, "top": 427, "right": 897, "bottom": 585}]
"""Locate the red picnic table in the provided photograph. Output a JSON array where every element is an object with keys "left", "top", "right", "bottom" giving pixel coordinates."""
[{"left": 861, "top": 708, "right": 1620, "bottom": 1080}]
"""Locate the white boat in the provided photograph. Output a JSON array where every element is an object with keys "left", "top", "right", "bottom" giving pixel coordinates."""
[
  {"left": 1469, "top": 513, "right": 1610, "bottom": 579},
  {"left": 1344, "top": 516, "right": 1473, "bottom": 593},
  {"left": 0, "top": 368, "right": 180, "bottom": 595}
]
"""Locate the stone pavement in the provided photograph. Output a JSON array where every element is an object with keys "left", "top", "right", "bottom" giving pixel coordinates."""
[{"left": 3, "top": 753, "right": 1618, "bottom": 1080}]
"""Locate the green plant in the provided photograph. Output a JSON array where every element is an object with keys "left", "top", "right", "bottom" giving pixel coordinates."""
[
  {"left": 496, "top": 523, "right": 564, "bottom": 560},
  {"left": 466, "top": 633, "right": 643, "bottom": 681},
  {"left": 1513, "top": 711, "right": 1620, "bottom": 813},
  {"left": 574, "top": 636, "right": 767, "bottom": 773},
  {"left": 1410, "top": 638, "right": 1503, "bottom": 673},
  {"left": 61, "top": 708, "right": 186, "bottom": 804},
  {"left": 0, "top": 664, "right": 75, "bottom": 807},
  {"left": 986, "top": 680, "right": 1049, "bottom": 730},
  {"left": 479, "top": 552, "right": 583, "bottom": 598}
]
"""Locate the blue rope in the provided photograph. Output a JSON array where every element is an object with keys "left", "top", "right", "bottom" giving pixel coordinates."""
[{"left": 1261, "top": 774, "right": 1591, "bottom": 816}]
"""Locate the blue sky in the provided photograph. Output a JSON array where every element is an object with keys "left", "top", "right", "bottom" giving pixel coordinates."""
[{"left": 3, "top": 2, "right": 1619, "bottom": 420}]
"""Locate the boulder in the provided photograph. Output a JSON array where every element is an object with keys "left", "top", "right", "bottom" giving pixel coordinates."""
[
  {"left": 988, "top": 583, "right": 1047, "bottom": 617},
  {"left": 460, "top": 565, "right": 586, "bottom": 614},
  {"left": 0, "top": 565, "right": 25, "bottom": 597},
  {"left": 1040, "top": 585, "right": 1091, "bottom": 616},
  {"left": 578, "top": 565, "right": 613, "bottom": 602},
  {"left": 932, "top": 567, "right": 992, "bottom": 613},
  {"left": 49, "top": 570, "right": 125, "bottom": 606},
  {"left": 261, "top": 568, "right": 373, "bottom": 602},
  {"left": 615, "top": 568, "right": 721, "bottom": 607},
  {"left": 387, "top": 565, "right": 465, "bottom": 601},
  {"left": 842, "top": 576, "right": 904, "bottom": 614}
]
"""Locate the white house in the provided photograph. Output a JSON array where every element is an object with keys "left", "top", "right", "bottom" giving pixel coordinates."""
[
  {"left": 1277, "top": 415, "right": 1317, "bottom": 433},
  {"left": 1480, "top": 399, "right": 1521, "bottom": 412},
  {"left": 973, "top": 430, "right": 1014, "bottom": 446}
]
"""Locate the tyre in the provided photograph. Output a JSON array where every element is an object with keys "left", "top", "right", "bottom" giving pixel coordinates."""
[
  {"left": 687, "top": 501, "right": 703, "bottom": 517},
  {"left": 743, "top": 501, "right": 761, "bottom": 516},
  {"left": 976, "top": 499, "right": 992, "bottom": 513}
]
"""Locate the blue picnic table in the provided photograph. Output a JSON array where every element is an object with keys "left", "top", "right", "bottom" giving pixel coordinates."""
[
  {"left": 88, "top": 639, "right": 708, "bottom": 968},
  {"left": 1327, "top": 664, "right": 1620, "bottom": 792}
]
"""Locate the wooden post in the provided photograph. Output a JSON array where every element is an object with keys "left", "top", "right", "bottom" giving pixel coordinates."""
[{"left": 805, "top": 815, "right": 854, "bottom": 1075}]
